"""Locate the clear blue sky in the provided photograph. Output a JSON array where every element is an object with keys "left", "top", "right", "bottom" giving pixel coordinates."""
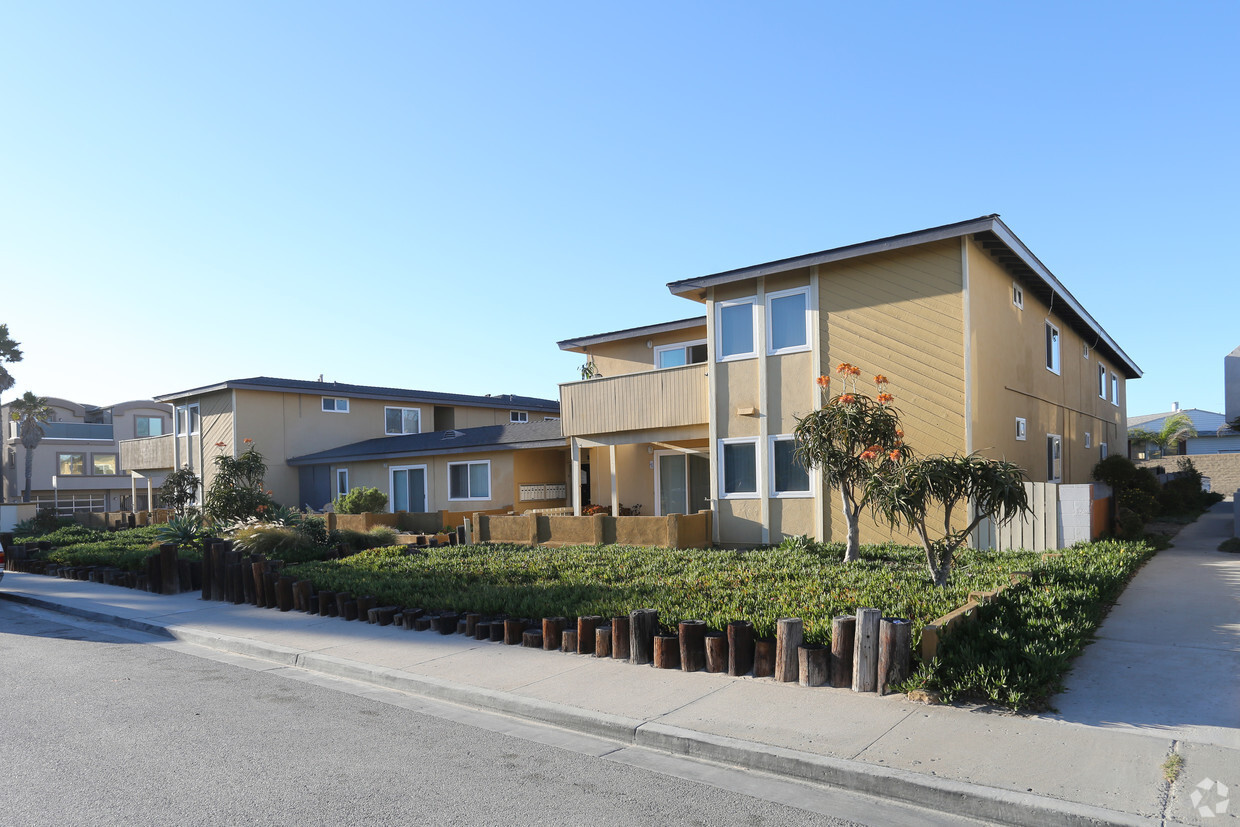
[{"left": 3, "top": 2, "right": 1236, "bottom": 419}]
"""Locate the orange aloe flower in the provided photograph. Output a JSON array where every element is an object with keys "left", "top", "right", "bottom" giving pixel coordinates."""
[
  {"left": 836, "top": 362, "right": 854, "bottom": 374},
  {"left": 839, "top": 394, "right": 856, "bottom": 404},
  {"left": 214, "top": 441, "right": 226, "bottom": 448},
  {"left": 889, "top": 449, "right": 902, "bottom": 462},
  {"left": 874, "top": 375, "right": 888, "bottom": 386},
  {"left": 895, "top": 429, "right": 904, "bottom": 439},
  {"left": 243, "top": 437, "right": 253, "bottom": 444},
  {"left": 877, "top": 392, "right": 894, "bottom": 404},
  {"left": 815, "top": 375, "right": 830, "bottom": 388}
]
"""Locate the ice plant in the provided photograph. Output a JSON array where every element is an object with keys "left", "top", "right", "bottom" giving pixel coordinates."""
[{"left": 794, "top": 366, "right": 912, "bottom": 563}]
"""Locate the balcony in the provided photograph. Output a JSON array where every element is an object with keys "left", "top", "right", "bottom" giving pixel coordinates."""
[
  {"left": 9, "top": 421, "right": 114, "bottom": 440},
  {"left": 120, "top": 434, "right": 175, "bottom": 471},
  {"left": 559, "top": 364, "right": 708, "bottom": 437}
]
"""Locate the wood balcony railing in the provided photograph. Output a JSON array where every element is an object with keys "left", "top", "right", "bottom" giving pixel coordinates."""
[{"left": 559, "top": 364, "right": 708, "bottom": 437}]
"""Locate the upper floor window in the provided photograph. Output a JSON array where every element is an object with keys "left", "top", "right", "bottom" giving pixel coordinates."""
[
  {"left": 510, "top": 411, "right": 528, "bottom": 424},
  {"left": 766, "top": 287, "right": 810, "bottom": 355},
  {"left": 1084, "top": 432, "right": 1092, "bottom": 449},
  {"left": 385, "top": 407, "right": 420, "bottom": 435},
  {"left": 93, "top": 453, "right": 118, "bottom": 475},
  {"left": 58, "top": 453, "right": 85, "bottom": 475},
  {"left": 1110, "top": 374, "right": 1118, "bottom": 404},
  {"left": 1098, "top": 364, "right": 1107, "bottom": 399},
  {"left": 448, "top": 460, "right": 491, "bottom": 501},
  {"left": 322, "top": 397, "right": 349, "bottom": 413},
  {"left": 136, "top": 416, "right": 164, "bottom": 438},
  {"left": 175, "top": 404, "right": 199, "bottom": 436},
  {"left": 716, "top": 298, "right": 757, "bottom": 361},
  {"left": 1015, "top": 417, "right": 1027, "bottom": 441},
  {"left": 1045, "top": 322, "right": 1060, "bottom": 374},
  {"left": 1012, "top": 283, "right": 1024, "bottom": 309},
  {"left": 655, "top": 340, "right": 707, "bottom": 369}
]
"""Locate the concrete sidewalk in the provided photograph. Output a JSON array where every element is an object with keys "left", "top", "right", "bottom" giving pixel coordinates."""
[{"left": 2, "top": 535, "right": 1236, "bottom": 826}]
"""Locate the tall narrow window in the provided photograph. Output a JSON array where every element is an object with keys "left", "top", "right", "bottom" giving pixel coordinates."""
[
  {"left": 766, "top": 287, "right": 810, "bottom": 355},
  {"left": 336, "top": 468, "right": 349, "bottom": 499},
  {"left": 1012, "top": 283, "right": 1024, "bottom": 309},
  {"left": 716, "top": 298, "right": 756, "bottom": 361},
  {"left": 1045, "top": 323, "right": 1060, "bottom": 374},
  {"left": 1098, "top": 364, "right": 1107, "bottom": 399},
  {"left": 1047, "top": 434, "right": 1063, "bottom": 483},
  {"left": 1110, "top": 374, "right": 1118, "bottom": 404},
  {"left": 719, "top": 438, "right": 758, "bottom": 497}
]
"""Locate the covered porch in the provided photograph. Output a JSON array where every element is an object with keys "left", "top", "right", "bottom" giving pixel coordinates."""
[{"left": 569, "top": 425, "right": 711, "bottom": 519}]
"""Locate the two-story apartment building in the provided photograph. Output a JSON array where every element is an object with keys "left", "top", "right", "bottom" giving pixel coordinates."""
[
  {"left": 120, "top": 376, "right": 560, "bottom": 511},
  {"left": 2, "top": 397, "right": 173, "bottom": 512},
  {"left": 559, "top": 215, "right": 1141, "bottom": 546}
]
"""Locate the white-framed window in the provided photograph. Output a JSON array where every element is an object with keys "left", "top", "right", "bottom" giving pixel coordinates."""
[
  {"left": 448, "top": 460, "right": 491, "bottom": 501},
  {"left": 92, "top": 453, "right": 118, "bottom": 475},
  {"left": 510, "top": 410, "right": 528, "bottom": 423},
  {"left": 1100, "top": 442, "right": 1108, "bottom": 460},
  {"left": 1098, "top": 364, "right": 1107, "bottom": 399},
  {"left": 135, "top": 416, "right": 164, "bottom": 438},
  {"left": 655, "top": 340, "right": 708, "bottom": 369},
  {"left": 1110, "top": 374, "right": 1118, "bottom": 405},
  {"left": 175, "top": 403, "right": 200, "bottom": 436},
  {"left": 385, "top": 406, "right": 421, "bottom": 435},
  {"left": 58, "top": 453, "right": 85, "bottom": 475},
  {"left": 1045, "top": 322, "right": 1060, "bottom": 374},
  {"left": 766, "top": 286, "right": 810, "bottom": 355},
  {"left": 1012, "top": 282, "right": 1024, "bottom": 309},
  {"left": 1084, "top": 432, "right": 1092, "bottom": 449},
  {"left": 1047, "top": 434, "right": 1063, "bottom": 483},
  {"left": 1015, "top": 417, "right": 1027, "bottom": 441},
  {"left": 715, "top": 297, "right": 757, "bottom": 361},
  {"left": 718, "top": 437, "right": 759, "bottom": 498},
  {"left": 769, "top": 435, "right": 810, "bottom": 497},
  {"left": 322, "top": 397, "right": 349, "bottom": 413},
  {"left": 390, "top": 465, "right": 428, "bottom": 512},
  {"left": 336, "top": 468, "right": 349, "bottom": 499},
  {"left": 1083, "top": 343, "right": 1090, "bottom": 359}
]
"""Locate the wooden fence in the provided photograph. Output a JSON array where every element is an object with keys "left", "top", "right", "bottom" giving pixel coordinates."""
[{"left": 974, "top": 482, "right": 1111, "bottom": 552}]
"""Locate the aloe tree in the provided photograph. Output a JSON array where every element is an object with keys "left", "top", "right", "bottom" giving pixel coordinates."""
[
  {"left": 867, "top": 453, "right": 1030, "bottom": 587},
  {"left": 793, "top": 365, "right": 910, "bottom": 562},
  {"left": 9, "top": 391, "right": 53, "bottom": 502},
  {"left": 0, "top": 325, "right": 22, "bottom": 502}
]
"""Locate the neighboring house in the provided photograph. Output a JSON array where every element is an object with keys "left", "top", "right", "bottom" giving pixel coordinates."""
[
  {"left": 119, "top": 377, "right": 560, "bottom": 510},
  {"left": 558, "top": 215, "right": 1141, "bottom": 547},
  {"left": 1128, "top": 407, "right": 1240, "bottom": 458},
  {"left": 287, "top": 419, "right": 569, "bottom": 523},
  {"left": 2, "top": 397, "right": 173, "bottom": 512}
]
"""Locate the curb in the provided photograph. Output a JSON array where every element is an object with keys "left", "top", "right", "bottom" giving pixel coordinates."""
[{"left": 0, "top": 590, "right": 1158, "bottom": 827}]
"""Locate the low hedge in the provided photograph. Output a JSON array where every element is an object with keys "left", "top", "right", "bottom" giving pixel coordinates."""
[{"left": 287, "top": 541, "right": 1044, "bottom": 645}]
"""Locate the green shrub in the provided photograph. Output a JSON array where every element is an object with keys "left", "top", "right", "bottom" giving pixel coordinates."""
[
  {"left": 231, "top": 524, "right": 333, "bottom": 565},
  {"left": 332, "top": 525, "right": 399, "bottom": 552},
  {"left": 333, "top": 486, "right": 388, "bottom": 514},
  {"left": 14, "top": 509, "right": 76, "bottom": 537},
  {"left": 1219, "top": 537, "right": 1240, "bottom": 553}
]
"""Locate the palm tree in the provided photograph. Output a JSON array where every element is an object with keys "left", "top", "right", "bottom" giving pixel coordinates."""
[
  {"left": 9, "top": 392, "right": 53, "bottom": 502},
  {"left": 0, "top": 324, "right": 23, "bottom": 502},
  {"left": 1130, "top": 412, "right": 1197, "bottom": 458}
]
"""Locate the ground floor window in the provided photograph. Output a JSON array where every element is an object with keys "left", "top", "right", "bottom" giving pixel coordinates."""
[
  {"left": 449, "top": 460, "right": 491, "bottom": 501},
  {"left": 719, "top": 438, "right": 758, "bottom": 497},
  {"left": 92, "top": 453, "right": 118, "bottom": 476},
  {"left": 769, "top": 436, "right": 810, "bottom": 496}
]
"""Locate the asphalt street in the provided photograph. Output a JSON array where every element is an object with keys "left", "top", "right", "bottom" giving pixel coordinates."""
[{"left": 0, "top": 601, "right": 978, "bottom": 827}]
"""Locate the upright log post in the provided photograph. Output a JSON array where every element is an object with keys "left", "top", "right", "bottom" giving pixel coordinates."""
[
  {"left": 594, "top": 625, "right": 612, "bottom": 658},
  {"left": 465, "top": 613, "right": 481, "bottom": 637},
  {"left": 611, "top": 616, "right": 631, "bottom": 660},
  {"left": 727, "top": 621, "right": 754, "bottom": 676},
  {"left": 704, "top": 632, "right": 727, "bottom": 673},
  {"left": 318, "top": 590, "right": 336, "bottom": 617},
  {"left": 775, "top": 618, "right": 803, "bottom": 683},
  {"left": 522, "top": 629, "right": 543, "bottom": 648},
  {"left": 852, "top": 608, "right": 881, "bottom": 692},
  {"left": 577, "top": 616, "right": 602, "bottom": 655},
  {"left": 678, "top": 620, "right": 707, "bottom": 673},
  {"left": 629, "top": 609, "right": 658, "bottom": 665},
  {"left": 542, "top": 617, "right": 566, "bottom": 652},
  {"left": 356, "top": 595, "right": 378, "bottom": 621},
  {"left": 211, "top": 542, "right": 228, "bottom": 602},
  {"left": 878, "top": 617, "right": 912, "bottom": 695},
  {"left": 653, "top": 634, "right": 680, "bottom": 669},
  {"left": 276, "top": 576, "right": 295, "bottom": 612},
  {"left": 830, "top": 615, "right": 856, "bottom": 689},
  {"left": 503, "top": 618, "right": 525, "bottom": 645},
  {"left": 753, "top": 638, "right": 776, "bottom": 678},
  {"left": 491, "top": 620, "right": 507, "bottom": 642},
  {"left": 799, "top": 644, "right": 829, "bottom": 687},
  {"left": 200, "top": 542, "right": 214, "bottom": 600},
  {"left": 158, "top": 544, "right": 180, "bottom": 595},
  {"left": 475, "top": 621, "right": 491, "bottom": 640},
  {"left": 561, "top": 629, "right": 578, "bottom": 653},
  {"left": 251, "top": 560, "right": 266, "bottom": 607}
]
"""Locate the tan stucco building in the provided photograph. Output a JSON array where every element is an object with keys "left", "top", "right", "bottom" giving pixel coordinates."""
[
  {"left": 558, "top": 215, "right": 1141, "bottom": 547},
  {"left": 120, "top": 377, "right": 560, "bottom": 511}
]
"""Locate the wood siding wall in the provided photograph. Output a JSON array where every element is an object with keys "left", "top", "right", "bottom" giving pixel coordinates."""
[{"left": 560, "top": 364, "right": 708, "bottom": 437}]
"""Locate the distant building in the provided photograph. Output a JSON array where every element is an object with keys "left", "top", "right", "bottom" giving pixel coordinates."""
[{"left": 2, "top": 397, "right": 173, "bottom": 512}]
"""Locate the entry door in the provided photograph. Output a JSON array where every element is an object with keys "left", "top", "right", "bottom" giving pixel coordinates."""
[
  {"left": 1046, "top": 435, "right": 1063, "bottom": 483},
  {"left": 390, "top": 465, "right": 428, "bottom": 512},
  {"left": 656, "top": 453, "right": 688, "bottom": 516}
]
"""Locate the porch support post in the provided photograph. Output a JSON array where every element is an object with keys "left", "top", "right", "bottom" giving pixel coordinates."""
[
  {"left": 810, "top": 266, "right": 825, "bottom": 542},
  {"left": 571, "top": 438, "right": 582, "bottom": 517},
  {"left": 609, "top": 445, "right": 618, "bottom": 517},
  {"left": 131, "top": 472, "right": 138, "bottom": 512},
  {"left": 755, "top": 276, "right": 769, "bottom": 546}
]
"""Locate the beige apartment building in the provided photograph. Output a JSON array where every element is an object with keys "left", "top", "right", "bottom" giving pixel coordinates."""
[
  {"left": 120, "top": 377, "right": 560, "bottom": 511},
  {"left": 3, "top": 397, "right": 173, "bottom": 512},
  {"left": 558, "top": 215, "right": 1140, "bottom": 546}
]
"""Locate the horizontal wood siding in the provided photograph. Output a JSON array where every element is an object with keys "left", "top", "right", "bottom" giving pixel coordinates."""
[{"left": 560, "top": 364, "right": 708, "bottom": 437}]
